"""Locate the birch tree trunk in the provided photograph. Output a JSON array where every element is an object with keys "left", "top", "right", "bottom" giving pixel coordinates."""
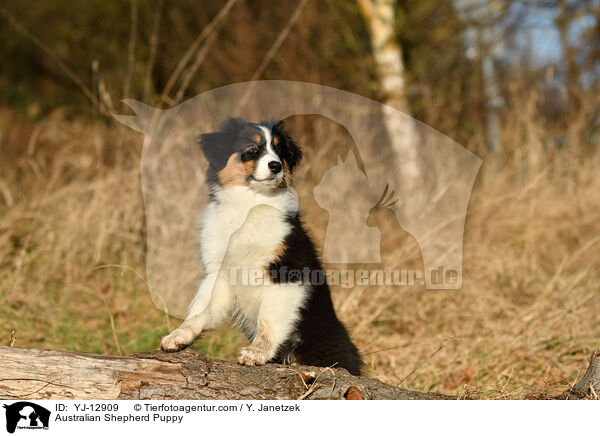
[{"left": 357, "top": 0, "right": 423, "bottom": 215}]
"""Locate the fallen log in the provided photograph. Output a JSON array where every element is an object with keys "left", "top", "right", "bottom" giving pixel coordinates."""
[
  {"left": 559, "top": 350, "right": 600, "bottom": 400},
  {"left": 1, "top": 346, "right": 597, "bottom": 400},
  {"left": 0, "top": 346, "right": 452, "bottom": 400}
]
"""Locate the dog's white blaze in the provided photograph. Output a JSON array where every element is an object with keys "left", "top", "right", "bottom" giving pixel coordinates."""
[
  {"left": 259, "top": 125, "right": 272, "bottom": 148},
  {"left": 254, "top": 125, "right": 282, "bottom": 182},
  {"left": 161, "top": 184, "right": 306, "bottom": 364}
]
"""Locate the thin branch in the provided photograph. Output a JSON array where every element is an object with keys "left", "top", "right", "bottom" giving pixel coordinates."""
[
  {"left": 238, "top": 0, "right": 310, "bottom": 109},
  {"left": 159, "top": 0, "right": 238, "bottom": 106},
  {"left": 123, "top": 0, "right": 138, "bottom": 99},
  {"left": 0, "top": 4, "right": 100, "bottom": 111},
  {"left": 174, "top": 19, "right": 225, "bottom": 103},
  {"left": 144, "top": 0, "right": 164, "bottom": 101}
]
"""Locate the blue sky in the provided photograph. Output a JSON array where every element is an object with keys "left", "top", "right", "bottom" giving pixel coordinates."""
[
  {"left": 455, "top": 0, "right": 598, "bottom": 66},
  {"left": 510, "top": 2, "right": 596, "bottom": 65}
]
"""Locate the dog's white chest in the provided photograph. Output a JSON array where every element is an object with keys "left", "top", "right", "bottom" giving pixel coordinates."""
[{"left": 200, "top": 187, "right": 296, "bottom": 273}]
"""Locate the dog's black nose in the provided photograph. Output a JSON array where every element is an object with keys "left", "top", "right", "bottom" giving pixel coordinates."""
[{"left": 268, "top": 161, "right": 282, "bottom": 174}]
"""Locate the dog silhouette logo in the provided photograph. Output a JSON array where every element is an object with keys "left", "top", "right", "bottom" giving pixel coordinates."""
[{"left": 3, "top": 402, "right": 50, "bottom": 433}]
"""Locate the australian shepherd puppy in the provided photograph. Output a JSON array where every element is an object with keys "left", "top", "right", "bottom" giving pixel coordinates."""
[{"left": 160, "top": 117, "right": 361, "bottom": 376}]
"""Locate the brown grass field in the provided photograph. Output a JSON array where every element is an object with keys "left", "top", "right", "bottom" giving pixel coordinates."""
[{"left": 1, "top": 95, "right": 599, "bottom": 399}]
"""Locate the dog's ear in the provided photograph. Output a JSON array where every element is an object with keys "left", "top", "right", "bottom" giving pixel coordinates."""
[
  {"left": 199, "top": 118, "right": 246, "bottom": 168},
  {"left": 198, "top": 131, "right": 227, "bottom": 166},
  {"left": 273, "top": 120, "right": 302, "bottom": 172}
]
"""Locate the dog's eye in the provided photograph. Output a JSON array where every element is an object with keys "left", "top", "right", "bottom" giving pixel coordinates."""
[{"left": 246, "top": 144, "right": 258, "bottom": 154}]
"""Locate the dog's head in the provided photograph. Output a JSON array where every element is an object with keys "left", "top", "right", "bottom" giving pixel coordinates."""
[{"left": 199, "top": 118, "right": 302, "bottom": 191}]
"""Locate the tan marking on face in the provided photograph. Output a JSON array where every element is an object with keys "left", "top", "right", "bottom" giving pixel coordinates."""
[
  {"left": 243, "top": 159, "right": 255, "bottom": 176},
  {"left": 280, "top": 161, "right": 291, "bottom": 188},
  {"left": 252, "top": 133, "right": 261, "bottom": 143},
  {"left": 218, "top": 153, "right": 248, "bottom": 187},
  {"left": 273, "top": 136, "right": 279, "bottom": 146}
]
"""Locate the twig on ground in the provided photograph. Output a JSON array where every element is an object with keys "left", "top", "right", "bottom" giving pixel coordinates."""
[
  {"left": 296, "top": 365, "right": 337, "bottom": 400},
  {"left": 398, "top": 345, "right": 444, "bottom": 386},
  {"left": 7, "top": 330, "right": 16, "bottom": 347}
]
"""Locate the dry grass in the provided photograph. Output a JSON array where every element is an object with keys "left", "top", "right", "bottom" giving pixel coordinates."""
[{"left": 0, "top": 100, "right": 599, "bottom": 399}]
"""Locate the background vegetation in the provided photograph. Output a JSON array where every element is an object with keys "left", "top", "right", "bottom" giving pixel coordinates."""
[{"left": 1, "top": 0, "right": 599, "bottom": 398}]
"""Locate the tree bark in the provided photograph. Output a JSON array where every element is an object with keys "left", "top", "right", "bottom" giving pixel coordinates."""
[
  {"left": 2, "top": 346, "right": 597, "bottom": 400},
  {"left": 558, "top": 350, "right": 600, "bottom": 400},
  {"left": 357, "top": 0, "right": 424, "bottom": 215},
  {"left": 0, "top": 346, "right": 452, "bottom": 400}
]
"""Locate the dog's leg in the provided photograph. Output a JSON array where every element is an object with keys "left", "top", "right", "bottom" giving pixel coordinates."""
[
  {"left": 238, "top": 284, "right": 305, "bottom": 366},
  {"left": 161, "top": 271, "right": 232, "bottom": 352}
]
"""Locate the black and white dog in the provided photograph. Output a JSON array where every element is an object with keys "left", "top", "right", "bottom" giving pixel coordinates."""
[{"left": 160, "top": 118, "right": 361, "bottom": 375}]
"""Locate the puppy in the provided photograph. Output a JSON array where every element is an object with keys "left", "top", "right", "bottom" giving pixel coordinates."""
[{"left": 160, "top": 118, "right": 361, "bottom": 376}]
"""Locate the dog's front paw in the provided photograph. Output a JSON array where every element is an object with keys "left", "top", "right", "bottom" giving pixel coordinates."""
[
  {"left": 160, "top": 326, "right": 197, "bottom": 352},
  {"left": 237, "top": 346, "right": 269, "bottom": 366}
]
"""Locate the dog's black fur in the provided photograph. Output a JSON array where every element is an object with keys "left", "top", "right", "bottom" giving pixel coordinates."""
[{"left": 269, "top": 213, "right": 362, "bottom": 375}]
